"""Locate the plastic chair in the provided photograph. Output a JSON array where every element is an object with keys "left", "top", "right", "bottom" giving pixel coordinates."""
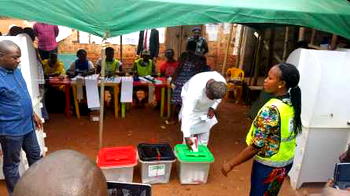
[{"left": 225, "top": 67, "right": 244, "bottom": 103}]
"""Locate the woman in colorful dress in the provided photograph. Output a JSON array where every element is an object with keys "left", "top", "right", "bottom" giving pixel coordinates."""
[
  {"left": 168, "top": 40, "right": 206, "bottom": 123},
  {"left": 222, "top": 63, "right": 302, "bottom": 196}
]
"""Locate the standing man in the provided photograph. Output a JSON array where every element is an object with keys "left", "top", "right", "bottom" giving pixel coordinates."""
[
  {"left": 33, "top": 22, "right": 59, "bottom": 60},
  {"left": 186, "top": 27, "right": 209, "bottom": 56},
  {"left": 180, "top": 71, "right": 226, "bottom": 148},
  {"left": 0, "top": 40, "right": 42, "bottom": 195}
]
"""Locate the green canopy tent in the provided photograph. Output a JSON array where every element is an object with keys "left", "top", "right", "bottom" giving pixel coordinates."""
[
  {"left": 1, "top": 0, "right": 349, "bottom": 148},
  {"left": 1, "top": 0, "right": 350, "bottom": 38}
]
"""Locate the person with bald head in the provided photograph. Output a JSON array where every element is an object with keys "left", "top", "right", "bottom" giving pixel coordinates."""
[
  {"left": 179, "top": 71, "right": 227, "bottom": 149},
  {"left": 13, "top": 150, "right": 108, "bottom": 196},
  {"left": 0, "top": 40, "right": 43, "bottom": 195}
]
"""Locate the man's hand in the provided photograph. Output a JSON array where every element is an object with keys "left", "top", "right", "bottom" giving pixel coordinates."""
[
  {"left": 221, "top": 161, "right": 233, "bottom": 177},
  {"left": 33, "top": 113, "right": 43, "bottom": 130},
  {"left": 185, "top": 137, "right": 193, "bottom": 151},
  {"left": 207, "top": 107, "right": 215, "bottom": 119}
]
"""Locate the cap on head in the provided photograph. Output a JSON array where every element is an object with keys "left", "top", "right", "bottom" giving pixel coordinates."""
[
  {"left": 141, "top": 50, "right": 150, "bottom": 56},
  {"left": 192, "top": 27, "right": 201, "bottom": 33}
]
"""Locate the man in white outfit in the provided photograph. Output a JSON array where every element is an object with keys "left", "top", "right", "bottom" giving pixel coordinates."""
[{"left": 179, "top": 71, "right": 227, "bottom": 149}]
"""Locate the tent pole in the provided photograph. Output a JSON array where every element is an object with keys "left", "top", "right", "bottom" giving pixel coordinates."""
[
  {"left": 98, "top": 34, "right": 108, "bottom": 149},
  {"left": 221, "top": 23, "right": 234, "bottom": 75},
  {"left": 267, "top": 28, "right": 275, "bottom": 67},
  {"left": 330, "top": 34, "right": 337, "bottom": 50},
  {"left": 120, "top": 35, "right": 123, "bottom": 61},
  {"left": 235, "top": 24, "right": 244, "bottom": 68},
  {"left": 238, "top": 26, "right": 248, "bottom": 70},
  {"left": 310, "top": 29, "right": 316, "bottom": 45},
  {"left": 298, "top": 27, "right": 305, "bottom": 41},
  {"left": 249, "top": 31, "right": 259, "bottom": 86},
  {"left": 253, "top": 33, "right": 262, "bottom": 86},
  {"left": 282, "top": 27, "right": 289, "bottom": 61}
]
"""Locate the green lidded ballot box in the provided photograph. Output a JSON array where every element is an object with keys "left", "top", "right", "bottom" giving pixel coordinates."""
[{"left": 174, "top": 144, "right": 215, "bottom": 184}]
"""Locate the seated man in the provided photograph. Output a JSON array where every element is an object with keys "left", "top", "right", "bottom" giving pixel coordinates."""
[
  {"left": 42, "top": 52, "right": 66, "bottom": 113},
  {"left": 96, "top": 47, "right": 122, "bottom": 77},
  {"left": 67, "top": 49, "right": 95, "bottom": 77},
  {"left": 132, "top": 50, "right": 156, "bottom": 107},
  {"left": 42, "top": 52, "right": 65, "bottom": 78},
  {"left": 132, "top": 50, "right": 155, "bottom": 77}
]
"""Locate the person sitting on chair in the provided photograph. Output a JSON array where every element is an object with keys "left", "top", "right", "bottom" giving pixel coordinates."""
[
  {"left": 42, "top": 52, "right": 65, "bottom": 78},
  {"left": 132, "top": 50, "right": 155, "bottom": 77},
  {"left": 67, "top": 49, "right": 95, "bottom": 77},
  {"left": 95, "top": 47, "right": 122, "bottom": 77}
]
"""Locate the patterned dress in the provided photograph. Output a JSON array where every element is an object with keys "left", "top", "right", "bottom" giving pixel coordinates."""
[{"left": 171, "top": 61, "right": 199, "bottom": 105}]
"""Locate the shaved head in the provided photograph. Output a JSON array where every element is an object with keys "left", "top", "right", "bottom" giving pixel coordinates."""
[
  {"left": 206, "top": 80, "right": 227, "bottom": 100},
  {"left": 0, "top": 40, "right": 21, "bottom": 70},
  {"left": 0, "top": 40, "right": 20, "bottom": 55}
]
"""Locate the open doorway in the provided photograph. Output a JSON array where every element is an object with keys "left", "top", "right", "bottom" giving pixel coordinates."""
[{"left": 165, "top": 25, "right": 202, "bottom": 59}]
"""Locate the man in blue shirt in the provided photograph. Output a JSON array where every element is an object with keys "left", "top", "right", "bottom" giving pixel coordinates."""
[{"left": 0, "top": 40, "right": 42, "bottom": 195}]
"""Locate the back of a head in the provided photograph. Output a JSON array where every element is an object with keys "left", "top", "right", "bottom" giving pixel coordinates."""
[
  {"left": 105, "top": 47, "right": 114, "bottom": 54},
  {"left": 77, "top": 49, "right": 87, "bottom": 58},
  {"left": 278, "top": 63, "right": 300, "bottom": 90},
  {"left": 23, "top": 27, "right": 35, "bottom": 42},
  {"left": 13, "top": 150, "right": 108, "bottom": 196},
  {"left": 278, "top": 62, "right": 302, "bottom": 134},
  {"left": 208, "top": 81, "right": 227, "bottom": 99},
  {"left": 186, "top": 40, "right": 197, "bottom": 53},
  {"left": 8, "top": 26, "right": 23, "bottom": 36}
]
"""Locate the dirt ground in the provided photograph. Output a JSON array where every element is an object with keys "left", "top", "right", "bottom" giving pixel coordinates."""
[{"left": 0, "top": 101, "right": 324, "bottom": 195}]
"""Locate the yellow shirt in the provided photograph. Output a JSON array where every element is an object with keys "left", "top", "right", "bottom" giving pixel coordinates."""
[{"left": 42, "top": 60, "right": 65, "bottom": 76}]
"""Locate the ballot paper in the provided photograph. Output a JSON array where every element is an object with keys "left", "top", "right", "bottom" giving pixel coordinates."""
[
  {"left": 121, "top": 77, "right": 133, "bottom": 103},
  {"left": 85, "top": 74, "right": 100, "bottom": 109},
  {"left": 190, "top": 137, "right": 199, "bottom": 152}
]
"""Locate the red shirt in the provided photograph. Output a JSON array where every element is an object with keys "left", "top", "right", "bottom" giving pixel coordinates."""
[{"left": 160, "top": 61, "right": 179, "bottom": 77}]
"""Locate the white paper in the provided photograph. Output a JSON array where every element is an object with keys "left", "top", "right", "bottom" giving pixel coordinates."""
[
  {"left": 85, "top": 74, "right": 100, "bottom": 109},
  {"left": 76, "top": 76, "right": 84, "bottom": 101},
  {"left": 148, "top": 164, "right": 166, "bottom": 177},
  {"left": 120, "top": 77, "right": 133, "bottom": 103}
]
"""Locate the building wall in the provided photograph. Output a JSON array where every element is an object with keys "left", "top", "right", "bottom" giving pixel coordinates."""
[{"left": 1, "top": 18, "right": 237, "bottom": 72}]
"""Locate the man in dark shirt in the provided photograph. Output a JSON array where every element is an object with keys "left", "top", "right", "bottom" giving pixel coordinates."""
[
  {"left": 186, "top": 27, "right": 209, "bottom": 56},
  {"left": 0, "top": 40, "right": 42, "bottom": 195}
]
